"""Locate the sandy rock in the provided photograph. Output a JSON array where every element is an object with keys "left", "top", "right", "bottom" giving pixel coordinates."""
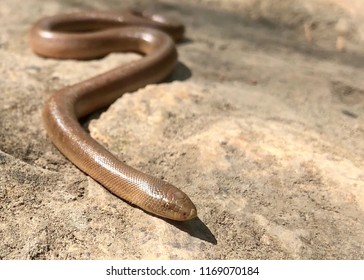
[{"left": 1, "top": 0, "right": 364, "bottom": 259}]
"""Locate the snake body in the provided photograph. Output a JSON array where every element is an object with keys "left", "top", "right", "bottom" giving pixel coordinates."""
[{"left": 29, "top": 11, "right": 197, "bottom": 221}]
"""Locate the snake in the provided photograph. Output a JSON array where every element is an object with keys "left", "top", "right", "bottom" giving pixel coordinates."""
[{"left": 29, "top": 10, "right": 197, "bottom": 221}]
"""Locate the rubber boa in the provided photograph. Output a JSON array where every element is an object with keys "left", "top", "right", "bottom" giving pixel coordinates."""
[{"left": 29, "top": 10, "right": 197, "bottom": 221}]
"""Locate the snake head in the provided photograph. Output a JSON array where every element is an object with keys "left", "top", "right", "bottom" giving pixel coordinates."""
[{"left": 158, "top": 185, "right": 197, "bottom": 221}]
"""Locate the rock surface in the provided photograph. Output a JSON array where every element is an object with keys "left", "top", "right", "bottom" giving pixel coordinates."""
[{"left": 0, "top": 0, "right": 363, "bottom": 259}]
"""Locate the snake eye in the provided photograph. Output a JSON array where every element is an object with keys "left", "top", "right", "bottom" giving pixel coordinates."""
[{"left": 163, "top": 203, "right": 170, "bottom": 209}]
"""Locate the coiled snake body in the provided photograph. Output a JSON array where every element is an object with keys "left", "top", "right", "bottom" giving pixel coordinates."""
[{"left": 29, "top": 11, "right": 197, "bottom": 221}]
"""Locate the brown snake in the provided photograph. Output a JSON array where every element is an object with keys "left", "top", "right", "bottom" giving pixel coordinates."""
[{"left": 29, "top": 11, "right": 197, "bottom": 221}]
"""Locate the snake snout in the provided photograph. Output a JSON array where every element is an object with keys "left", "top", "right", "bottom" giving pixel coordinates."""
[
  {"left": 183, "top": 206, "right": 197, "bottom": 221},
  {"left": 172, "top": 190, "right": 197, "bottom": 221}
]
